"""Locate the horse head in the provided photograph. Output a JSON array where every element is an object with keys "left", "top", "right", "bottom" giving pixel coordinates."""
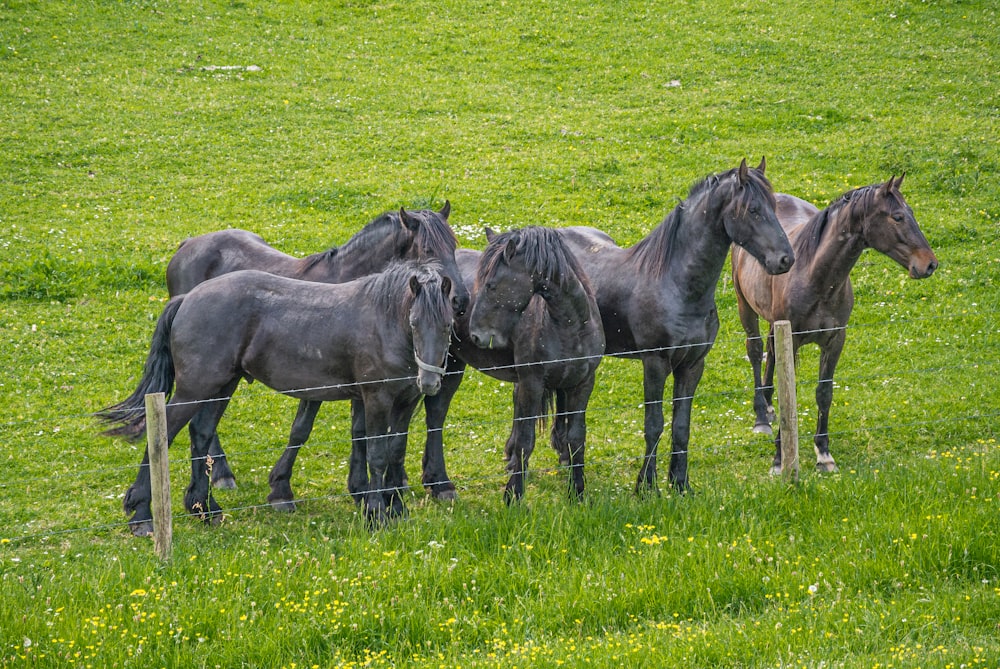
[
  {"left": 721, "top": 157, "right": 795, "bottom": 275},
  {"left": 407, "top": 264, "right": 454, "bottom": 396},
  {"left": 466, "top": 228, "right": 541, "bottom": 350},
  {"left": 399, "top": 201, "right": 472, "bottom": 316},
  {"left": 863, "top": 175, "right": 938, "bottom": 279}
]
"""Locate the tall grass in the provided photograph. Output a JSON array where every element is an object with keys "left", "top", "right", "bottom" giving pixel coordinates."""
[{"left": 1, "top": 0, "right": 998, "bottom": 666}]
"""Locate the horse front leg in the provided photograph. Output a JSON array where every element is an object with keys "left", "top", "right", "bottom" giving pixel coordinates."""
[
  {"left": 667, "top": 360, "right": 705, "bottom": 493},
  {"left": 814, "top": 335, "right": 844, "bottom": 473},
  {"left": 562, "top": 376, "right": 596, "bottom": 501},
  {"left": 737, "top": 293, "right": 772, "bottom": 435},
  {"left": 504, "top": 379, "right": 543, "bottom": 505},
  {"left": 383, "top": 398, "right": 421, "bottom": 519},
  {"left": 636, "top": 356, "right": 670, "bottom": 495},
  {"left": 422, "top": 360, "right": 465, "bottom": 500},
  {"left": 124, "top": 396, "right": 203, "bottom": 537},
  {"left": 267, "top": 399, "right": 323, "bottom": 512},
  {"left": 347, "top": 399, "right": 368, "bottom": 503},
  {"left": 361, "top": 396, "right": 406, "bottom": 527}
]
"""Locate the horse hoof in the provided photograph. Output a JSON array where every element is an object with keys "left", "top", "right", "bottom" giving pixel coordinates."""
[
  {"left": 816, "top": 460, "right": 839, "bottom": 474},
  {"left": 431, "top": 488, "right": 458, "bottom": 502},
  {"left": 269, "top": 498, "right": 297, "bottom": 513},
  {"left": 753, "top": 423, "right": 773, "bottom": 436},
  {"left": 212, "top": 476, "right": 238, "bottom": 490},
  {"left": 768, "top": 465, "right": 782, "bottom": 476},
  {"left": 129, "top": 520, "right": 154, "bottom": 537}
]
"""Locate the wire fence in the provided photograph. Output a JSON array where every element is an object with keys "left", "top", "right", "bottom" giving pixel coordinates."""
[{"left": 1, "top": 312, "right": 996, "bottom": 547}]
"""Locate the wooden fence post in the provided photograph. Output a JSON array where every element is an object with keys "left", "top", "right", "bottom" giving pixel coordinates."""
[
  {"left": 774, "top": 320, "right": 799, "bottom": 483},
  {"left": 145, "top": 392, "right": 172, "bottom": 561}
]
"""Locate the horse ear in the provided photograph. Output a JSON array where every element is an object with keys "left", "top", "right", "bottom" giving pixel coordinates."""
[
  {"left": 485, "top": 227, "right": 498, "bottom": 243},
  {"left": 409, "top": 274, "right": 423, "bottom": 296},
  {"left": 894, "top": 173, "right": 905, "bottom": 190},
  {"left": 738, "top": 158, "right": 749, "bottom": 184},
  {"left": 399, "top": 207, "right": 420, "bottom": 232},
  {"left": 440, "top": 276, "right": 452, "bottom": 298},
  {"left": 439, "top": 200, "right": 451, "bottom": 220},
  {"left": 757, "top": 156, "right": 766, "bottom": 174},
  {"left": 880, "top": 177, "right": 895, "bottom": 196},
  {"left": 503, "top": 238, "right": 517, "bottom": 263}
]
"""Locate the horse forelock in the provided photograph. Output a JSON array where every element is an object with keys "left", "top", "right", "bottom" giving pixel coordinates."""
[
  {"left": 369, "top": 259, "right": 450, "bottom": 323},
  {"left": 411, "top": 209, "right": 458, "bottom": 256},
  {"left": 478, "top": 227, "right": 591, "bottom": 296}
]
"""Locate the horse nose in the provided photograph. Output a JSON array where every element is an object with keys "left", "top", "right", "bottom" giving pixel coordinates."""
[
  {"left": 910, "top": 252, "right": 938, "bottom": 279},
  {"left": 421, "top": 376, "right": 442, "bottom": 396},
  {"left": 469, "top": 331, "right": 483, "bottom": 347},
  {"left": 453, "top": 294, "right": 470, "bottom": 317},
  {"left": 773, "top": 252, "right": 794, "bottom": 274}
]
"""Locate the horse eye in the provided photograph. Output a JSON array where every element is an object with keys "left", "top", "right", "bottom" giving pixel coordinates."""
[{"left": 891, "top": 214, "right": 904, "bottom": 223}]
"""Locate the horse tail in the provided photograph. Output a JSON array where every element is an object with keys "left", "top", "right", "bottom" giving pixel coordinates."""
[{"left": 96, "top": 296, "right": 184, "bottom": 441}]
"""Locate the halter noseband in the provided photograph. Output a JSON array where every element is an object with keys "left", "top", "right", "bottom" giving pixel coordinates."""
[{"left": 414, "top": 355, "right": 447, "bottom": 376}]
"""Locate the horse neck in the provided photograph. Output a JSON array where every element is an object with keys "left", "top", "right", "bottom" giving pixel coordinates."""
[
  {"left": 639, "top": 192, "right": 731, "bottom": 303},
  {"left": 542, "top": 271, "right": 595, "bottom": 329},
  {"left": 329, "top": 223, "right": 403, "bottom": 281},
  {"left": 799, "top": 205, "right": 867, "bottom": 295}
]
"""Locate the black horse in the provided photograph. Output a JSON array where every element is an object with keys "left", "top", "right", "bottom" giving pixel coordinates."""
[
  {"left": 269, "top": 227, "right": 604, "bottom": 507},
  {"left": 463, "top": 226, "right": 605, "bottom": 501},
  {"left": 164, "top": 203, "right": 469, "bottom": 490},
  {"left": 556, "top": 158, "right": 794, "bottom": 493},
  {"left": 98, "top": 260, "right": 454, "bottom": 534}
]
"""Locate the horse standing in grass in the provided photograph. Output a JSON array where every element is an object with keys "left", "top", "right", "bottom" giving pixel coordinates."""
[
  {"left": 556, "top": 158, "right": 794, "bottom": 493},
  {"left": 163, "top": 203, "right": 469, "bottom": 491},
  {"left": 339, "top": 227, "right": 605, "bottom": 504},
  {"left": 732, "top": 175, "right": 938, "bottom": 473},
  {"left": 464, "top": 226, "right": 605, "bottom": 502},
  {"left": 98, "top": 260, "right": 454, "bottom": 534}
]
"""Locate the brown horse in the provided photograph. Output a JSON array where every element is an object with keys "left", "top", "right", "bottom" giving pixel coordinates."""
[{"left": 732, "top": 175, "right": 938, "bottom": 473}]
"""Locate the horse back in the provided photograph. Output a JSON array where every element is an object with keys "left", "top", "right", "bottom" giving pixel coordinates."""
[
  {"left": 168, "top": 271, "right": 379, "bottom": 401},
  {"left": 775, "top": 193, "right": 820, "bottom": 232},
  {"left": 165, "top": 229, "right": 295, "bottom": 296}
]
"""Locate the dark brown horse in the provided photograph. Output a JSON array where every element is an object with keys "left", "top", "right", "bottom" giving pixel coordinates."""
[
  {"left": 557, "top": 159, "right": 794, "bottom": 493},
  {"left": 98, "top": 260, "right": 454, "bottom": 534},
  {"left": 164, "top": 203, "right": 469, "bottom": 490},
  {"left": 732, "top": 176, "right": 938, "bottom": 473}
]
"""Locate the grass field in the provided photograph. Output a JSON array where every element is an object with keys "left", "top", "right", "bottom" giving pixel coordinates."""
[{"left": 1, "top": 0, "right": 998, "bottom": 666}]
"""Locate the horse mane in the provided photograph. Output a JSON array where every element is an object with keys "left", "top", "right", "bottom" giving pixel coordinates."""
[
  {"left": 367, "top": 258, "right": 450, "bottom": 320},
  {"left": 794, "top": 183, "right": 899, "bottom": 260},
  {"left": 478, "top": 226, "right": 596, "bottom": 299},
  {"left": 626, "top": 166, "right": 775, "bottom": 277}
]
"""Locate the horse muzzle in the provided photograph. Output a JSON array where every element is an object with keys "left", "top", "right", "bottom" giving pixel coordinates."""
[
  {"left": 909, "top": 249, "right": 939, "bottom": 279},
  {"left": 469, "top": 329, "right": 507, "bottom": 350},
  {"left": 415, "top": 356, "right": 447, "bottom": 396}
]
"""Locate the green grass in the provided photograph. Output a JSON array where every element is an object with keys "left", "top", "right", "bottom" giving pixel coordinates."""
[{"left": 1, "top": 0, "right": 999, "bottom": 666}]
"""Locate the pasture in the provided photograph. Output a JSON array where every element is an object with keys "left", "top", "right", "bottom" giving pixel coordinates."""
[{"left": 1, "top": 0, "right": 998, "bottom": 666}]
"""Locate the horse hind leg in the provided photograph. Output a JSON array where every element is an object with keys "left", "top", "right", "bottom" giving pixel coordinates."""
[
  {"left": 183, "top": 392, "right": 237, "bottom": 525},
  {"left": 195, "top": 395, "right": 236, "bottom": 489},
  {"left": 124, "top": 395, "right": 204, "bottom": 536}
]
